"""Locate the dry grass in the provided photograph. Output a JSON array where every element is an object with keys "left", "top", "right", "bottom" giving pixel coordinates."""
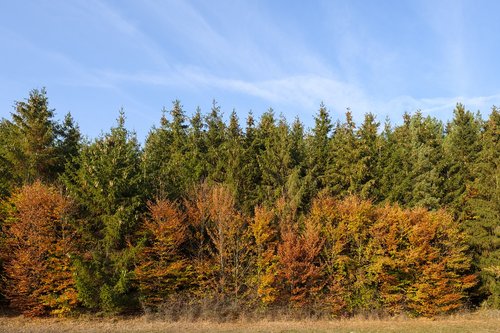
[{"left": 0, "top": 311, "right": 499, "bottom": 333}]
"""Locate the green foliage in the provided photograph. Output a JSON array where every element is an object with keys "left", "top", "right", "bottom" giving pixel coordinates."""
[
  {"left": 0, "top": 89, "right": 81, "bottom": 196},
  {"left": 465, "top": 108, "right": 500, "bottom": 308},
  {"left": 326, "top": 110, "right": 360, "bottom": 197},
  {"left": 306, "top": 103, "right": 332, "bottom": 195},
  {"left": 443, "top": 104, "right": 482, "bottom": 219},
  {"left": 143, "top": 101, "right": 190, "bottom": 200},
  {"left": 0, "top": 89, "right": 56, "bottom": 188},
  {"left": 62, "top": 111, "right": 143, "bottom": 313}
]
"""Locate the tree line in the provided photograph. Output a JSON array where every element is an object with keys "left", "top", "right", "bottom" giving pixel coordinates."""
[{"left": 0, "top": 88, "right": 498, "bottom": 317}]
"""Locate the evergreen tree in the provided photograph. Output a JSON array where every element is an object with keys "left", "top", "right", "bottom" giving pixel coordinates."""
[
  {"left": 239, "top": 112, "right": 262, "bottom": 214},
  {"left": 185, "top": 107, "right": 208, "bottom": 184},
  {"left": 143, "top": 101, "right": 189, "bottom": 200},
  {"left": 3, "top": 88, "right": 58, "bottom": 184},
  {"left": 54, "top": 112, "right": 82, "bottom": 175},
  {"left": 306, "top": 103, "right": 332, "bottom": 195},
  {"left": 407, "top": 113, "right": 445, "bottom": 210},
  {"left": 224, "top": 110, "right": 246, "bottom": 208},
  {"left": 465, "top": 107, "right": 500, "bottom": 308},
  {"left": 0, "top": 90, "right": 81, "bottom": 195},
  {"left": 287, "top": 117, "right": 310, "bottom": 211},
  {"left": 0, "top": 120, "right": 16, "bottom": 198},
  {"left": 326, "top": 110, "right": 359, "bottom": 196},
  {"left": 62, "top": 111, "right": 143, "bottom": 312},
  {"left": 205, "top": 101, "right": 226, "bottom": 183},
  {"left": 356, "top": 113, "right": 381, "bottom": 200},
  {"left": 256, "top": 112, "right": 296, "bottom": 206},
  {"left": 379, "top": 113, "right": 413, "bottom": 205},
  {"left": 443, "top": 103, "right": 482, "bottom": 219}
]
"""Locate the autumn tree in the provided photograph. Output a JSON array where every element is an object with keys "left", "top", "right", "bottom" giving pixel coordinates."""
[
  {"left": 250, "top": 205, "right": 279, "bottom": 305},
  {"left": 405, "top": 209, "right": 476, "bottom": 316},
  {"left": 277, "top": 211, "right": 324, "bottom": 309},
  {"left": 317, "top": 196, "right": 378, "bottom": 314},
  {"left": 185, "top": 182, "right": 252, "bottom": 303},
  {"left": 135, "top": 200, "right": 191, "bottom": 309},
  {"left": 2, "top": 181, "right": 78, "bottom": 316},
  {"left": 209, "top": 184, "right": 251, "bottom": 301}
]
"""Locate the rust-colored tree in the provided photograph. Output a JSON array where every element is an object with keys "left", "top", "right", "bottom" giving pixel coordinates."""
[
  {"left": 185, "top": 182, "right": 252, "bottom": 303},
  {"left": 277, "top": 199, "right": 324, "bottom": 308},
  {"left": 207, "top": 184, "right": 251, "bottom": 301},
  {"left": 405, "top": 209, "right": 476, "bottom": 316},
  {"left": 2, "top": 181, "right": 78, "bottom": 316},
  {"left": 135, "top": 200, "right": 191, "bottom": 309}
]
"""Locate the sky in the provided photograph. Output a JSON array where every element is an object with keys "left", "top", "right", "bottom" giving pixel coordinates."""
[{"left": 1, "top": 0, "right": 500, "bottom": 141}]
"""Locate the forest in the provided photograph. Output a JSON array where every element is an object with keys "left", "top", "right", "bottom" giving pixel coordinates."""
[{"left": 0, "top": 88, "right": 498, "bottom": 318}]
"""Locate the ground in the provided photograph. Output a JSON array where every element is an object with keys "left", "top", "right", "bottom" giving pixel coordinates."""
[{"left": 0, "top": 311, "right": 499, "bottom": 333}]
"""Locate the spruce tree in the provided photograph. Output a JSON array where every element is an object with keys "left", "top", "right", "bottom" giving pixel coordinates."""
[
  {"left": 356, "top": 113, "right": 381, "bottom": 200},
  {"left": 205, "top": 101, "right": 227, "bottom": 183},
  {"left": 379, "top": 113, "right": 413, "bottom": 205},
  {"left": 256, "top": 111, "right": 295, "bottom": 206},
  {"left": 326, "top": 110, "right": 359, "bottom": 196},
  {"left": 407, "top": 113, "right": 445, "bottom": 210},
  {"left": 3, "top": 88, "right": 58, "bottom": 184},
  {"left": 465, "top": 107, "right": 500, "bottom": 307},
  {"left": 185, "top": 107, "right": 208, "bottom": 184},
  {"left": 239, "top": 112, "right": 262, "bottom": 214},
  {"left": 443, "top": 103, "right": 482, "bottom": 219},
  {"left": 287, "top": 117, "right": 310, "bottom": 211},
  {"left": 54, "top": 112, "right": 81, "bottom": 175},
  {"left": 0, "top": 89, "right": 81, "bottom": 194},
  {"left": 62, "top": 111, "right": 143, "bottom": 312},
  {"left": 0, "top": 120, "right": 15, "bottom": 198},
  {"left": 224, "top": 110, "right": 246, "bottom": 208},
  {"left": 306, "top": 103, "right": 332, "bottom": 195},
  {"left": 143, "top": 101, "right": 189, "bottom": 200}
]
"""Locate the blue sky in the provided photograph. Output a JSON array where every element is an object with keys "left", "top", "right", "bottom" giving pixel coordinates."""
[{"left": 1, "top": 0, "right": 500, "bottom": 141}]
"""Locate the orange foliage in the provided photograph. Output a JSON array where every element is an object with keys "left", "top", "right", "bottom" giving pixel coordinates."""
[
  {"left": 250, "top": 205, "right": 278, "bottom": 305},
  {"left": 135, "top": 199, "right": 191, "bottom": 308},
  {"left": 185, "top": 182, "right": 251, "bottom": 301},
  {"left": 369, "top": 204, "right": 411, "bottom": 314},
  {"left": 405, "top": 209, "right": 476, "bottom": 316},
  {"left": 2, "top": 181, "right": 78, "bottom": 316},
  {"left": 0, "top": 181, "right": 474, "bottom": 317},
  {"left": 310, "top": 195, "right": 378, "bottom": 314},
  {"left": 277, "top": 207, "right": 324, "bottom": 307}
]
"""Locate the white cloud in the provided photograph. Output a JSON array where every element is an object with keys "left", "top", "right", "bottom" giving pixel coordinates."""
[{"left": 383, "top": 93, "right": 500, "bottom": 119}]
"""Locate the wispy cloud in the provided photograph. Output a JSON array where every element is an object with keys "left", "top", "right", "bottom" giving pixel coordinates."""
[
  {"left": 77, "top": 0, "right": 173, "bottom": 70},
  {"left": 385, "top": 93, "right": 500, "bottom": 117}
]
